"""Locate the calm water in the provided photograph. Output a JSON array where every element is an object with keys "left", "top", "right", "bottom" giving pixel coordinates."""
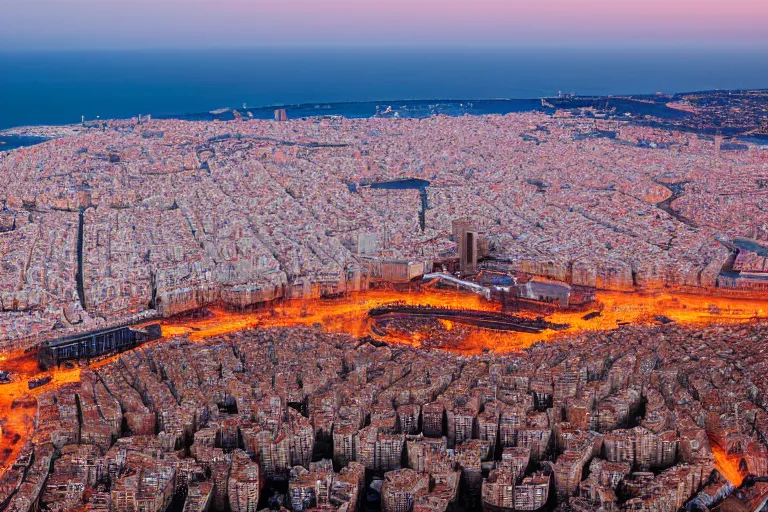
[
  {"left": 1, "top": 47, "right": 767, "bottom": 130},
  {"left": 0, "top": 135, "right": 51, "bottom": 150}
]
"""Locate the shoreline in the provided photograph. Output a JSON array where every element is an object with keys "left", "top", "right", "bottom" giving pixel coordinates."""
[{"left": 2, "top": 87, "right": 767, "bottom": 136}]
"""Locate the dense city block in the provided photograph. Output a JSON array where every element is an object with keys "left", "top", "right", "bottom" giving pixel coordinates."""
[
  {"left": 3, "top": 321, "right": 768, "bottom": 511},
  {"left": 1, "top": 111, "right": 767, "bottom": 345}
]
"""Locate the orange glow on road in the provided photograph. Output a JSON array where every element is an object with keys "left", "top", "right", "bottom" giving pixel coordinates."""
[
  {"left": 159, "top": 289, "right": 768, "bottom": 353},
  {"left": 161, "top": 289, "right": 501, "bottom": 343},
  {"left": 2, "top": 287, "right": 767, "bottom": 479},
  {"left": 711, "top": 441, "right": 746, "bottom": 487},
  {"left": 0, "top": 350, "right": 80, "bottom": 480}
]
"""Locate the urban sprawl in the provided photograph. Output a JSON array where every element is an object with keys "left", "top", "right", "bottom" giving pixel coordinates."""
[{"left": 1, "top": 109, "right": 768, "bottom": 512}]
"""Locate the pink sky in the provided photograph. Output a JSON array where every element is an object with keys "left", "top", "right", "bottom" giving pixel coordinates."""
[{"left": 3, "top": 0, "right": 767, "bottom": 49}]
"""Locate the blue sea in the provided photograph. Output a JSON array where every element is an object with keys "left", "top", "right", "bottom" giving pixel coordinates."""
[
  {"left": 0, "top": 135, "right": 51, "bottom": 151},
  {"left": 1, "top": 47, "right": 767, "bottom": 131}
]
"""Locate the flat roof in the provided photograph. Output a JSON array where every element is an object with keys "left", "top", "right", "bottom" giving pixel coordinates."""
[{"left": 41, "top": 324, "right": 136, "bottom": 348}]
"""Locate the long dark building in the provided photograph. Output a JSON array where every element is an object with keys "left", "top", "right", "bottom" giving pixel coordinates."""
[
  {"left": 38, "top": 324, "right": 162, "bottom": 369},
  {"left": 369, "top": 304, "right": 567, "bottom": 333}
]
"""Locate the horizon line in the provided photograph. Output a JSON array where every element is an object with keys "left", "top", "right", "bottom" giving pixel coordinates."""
[{"left": 3, "top": 41, "right": 768, "bottom": 52}]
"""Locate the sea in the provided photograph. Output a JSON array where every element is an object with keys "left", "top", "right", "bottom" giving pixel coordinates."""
[{"left": 1, "top": 46, "right": 767, "bottom": 135}]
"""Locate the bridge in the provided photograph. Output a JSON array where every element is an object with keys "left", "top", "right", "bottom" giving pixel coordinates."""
[{"left": 423, "top": 272, "right": 491, "bottom": 298}]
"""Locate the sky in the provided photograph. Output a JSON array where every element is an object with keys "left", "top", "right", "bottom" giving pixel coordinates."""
[{"left": 2, "top": 0, "right": 768, "bottom": 50}]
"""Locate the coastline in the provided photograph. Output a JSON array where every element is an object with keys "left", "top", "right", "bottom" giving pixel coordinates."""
[{"left": 2, "top": 88, "right": 767, "bottom": 150}]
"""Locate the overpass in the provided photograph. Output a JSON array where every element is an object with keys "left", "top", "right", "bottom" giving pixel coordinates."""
[{"left": 423, "top": 272, "right": 491, "bottom": 299}]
